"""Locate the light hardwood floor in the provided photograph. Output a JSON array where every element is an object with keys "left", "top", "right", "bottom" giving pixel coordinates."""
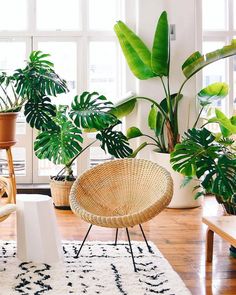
[{"left": 1, "top": 197, "right": 236, "bottom": 295}]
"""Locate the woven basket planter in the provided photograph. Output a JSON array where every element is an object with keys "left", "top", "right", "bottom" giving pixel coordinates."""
[{"left": 50, "top": 178, "right": 74, "bottom": 209}]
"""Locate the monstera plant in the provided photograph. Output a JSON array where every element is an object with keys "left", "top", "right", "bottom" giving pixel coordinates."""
[
  {"left": 170, "top": 109, "right": 236, "bottom": 255},
  {"left": 0, "top": 51, "right": 68, "bottom": 148},
  {"left": 34, "top": 91, "right": 133, "bottom": 208},
  {"left": 113, "top": 11, "right": 236, "bottom": 154}
]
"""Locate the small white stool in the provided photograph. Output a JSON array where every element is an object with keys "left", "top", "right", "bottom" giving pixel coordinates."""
[{"left": 16, "top": 194, "right": 62, "bottom": 263}]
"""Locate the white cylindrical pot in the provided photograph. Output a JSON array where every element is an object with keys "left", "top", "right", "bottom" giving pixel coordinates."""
[{"left": 150, "top": 152, "right": 203, "bottom": 208}]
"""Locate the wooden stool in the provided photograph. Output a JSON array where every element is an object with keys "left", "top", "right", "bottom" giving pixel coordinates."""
[
  {"left": 0, "top": 147, "right": 16, "bottom": 206},
  {"left": 202, "top": 216, "right": 236, "bottom": 262}
]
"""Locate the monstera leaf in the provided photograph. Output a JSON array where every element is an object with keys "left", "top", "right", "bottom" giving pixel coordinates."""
[
  {"left": 171, "top": 128, "right": 236, "bottom": 200},
  {"left": 96, "top": 124, "right": 133, "bottom": 158},
  {"left": 171, "top": 128, "right": 219, "bottom": 176},
  {"left": 13, "top": 51, "right": 68, "bottom": 99},
  {"left": 24, "top": 97, "right": 57, "bottom": 130},
  {"left": 197, "top": 82, "right": 229, "bottom": 107},
  {"left": 182, "top": 39, "right": 236, "bottom": 79},
  {"left": 34, "top": 107, "right": 83, "bottom": 165},
  {"left": 70, "top": 91, "right": 118, "bottom": 130}
]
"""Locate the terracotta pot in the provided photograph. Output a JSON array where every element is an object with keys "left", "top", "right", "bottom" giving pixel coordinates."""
[
  {"left": 50, "top": 178, "right": 75, "bottom": 209},
  {"left": 150, "top": 151, "right": 203, "bottom": 208},
  {"left": 0, "top": 112, "right": 18, "bottom": 148}
]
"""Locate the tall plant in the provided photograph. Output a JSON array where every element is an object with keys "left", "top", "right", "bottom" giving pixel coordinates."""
[
  {"left": 113, "top": 11, "right": 236, "bottom": 153},
  {"left": 34, "top": 91, "right": 133, "bottom": 180}
]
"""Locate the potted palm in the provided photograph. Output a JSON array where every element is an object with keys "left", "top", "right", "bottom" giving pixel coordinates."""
[
  {"left": 34, "top": 91, "right": 132, "bottom": 208},
  {"left": 113, "top": 10, "right": 236, "bottom": 207},
  {"left": 170, "top": 109, "right": 236, "bottom": 255},
  {"left": 0, "top": 51, "right": 68, "bottom": 148}
]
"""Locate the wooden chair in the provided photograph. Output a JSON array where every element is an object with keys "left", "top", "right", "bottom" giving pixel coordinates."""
[
  {"left": 70, "top": 158, "right": 173, "bottom": 271},
  {"left": 0, "top": 147, "right": 17, "bottom": 222}
]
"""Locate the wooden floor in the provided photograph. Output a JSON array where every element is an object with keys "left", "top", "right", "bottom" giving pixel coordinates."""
[{"left": 1, "top": 197, "right": 236, "bottom": 295}]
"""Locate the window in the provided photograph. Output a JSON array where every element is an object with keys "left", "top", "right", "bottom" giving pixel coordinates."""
[
  {"left": 200, "top": 0, "right": 236, "bottom": 118},
  {"left": 0, "top": 0, "right": 126, "bottom": 184}
]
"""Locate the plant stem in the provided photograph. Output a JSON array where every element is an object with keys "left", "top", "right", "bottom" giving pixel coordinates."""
[
  {"left": 193, "top": 106, "right": 204, "bottom": 129},
  {"left": 56, "top": 139, "right": 97, "bottom": 178},
  {"left": 135, "top": 96, "right": 167, "bottom": 119},
  {"left": 160, "top": 77, "right": 168, "bottom": 99}
]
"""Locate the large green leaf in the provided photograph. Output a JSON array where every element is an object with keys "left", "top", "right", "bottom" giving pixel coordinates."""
[
  {"left": 110, "top": 94, "right": 137, "bottom": 119},
  {"left": 148, "top": 104, "right": 164, "bottom": 136},
  {"left": 126, "top": 127, "right": 143, "bottom": 139},
  {"left": 24, "top": 97, "right": 57, "bottom": 130},
  {"left": 197, "top": 82, "right": 229, "bottom": 107},
  {"left": 208, "top": 109, "right": 236, "bottom": 135},
  {"left": 182, "top": 39, "right": 236, "bottom": 79},
  {"left": 13, "top": 51, "right": 68, "bottom": 99},
  {"left": 170, "top": 128, "right": 218, "bottom": 176},
  {"left": 34, "top": 107, "right": 83, "bottom": 165},
  {"left": 151, "top": 11, "right": 170, "bottom": 76},
  {"left": 70, "top": 91, "right": 118, "bottom": 130},
  {"left": 96, "top": 124, "right": 133, "bottom": 158},
  {"left": 171, "top": 128, "right": 236, "bottom": 200},
  {"left": 114, "top": 21, "right": 156, "bottom": 80}
]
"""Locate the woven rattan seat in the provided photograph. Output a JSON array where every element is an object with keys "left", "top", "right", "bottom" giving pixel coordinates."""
[
  {"left": 70, "top": 158, "right": 173, "bottom": 271},
  {"left": 70, "top": 158, "right": 173, "bottom": 228}
]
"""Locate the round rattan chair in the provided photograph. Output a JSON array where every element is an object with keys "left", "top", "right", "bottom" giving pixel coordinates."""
[
  {"left": 0, "top": 177, "right": 16, "bottom": 222},
  {"left": 70, "top": 158, "right": 173, "bottom": 271}
]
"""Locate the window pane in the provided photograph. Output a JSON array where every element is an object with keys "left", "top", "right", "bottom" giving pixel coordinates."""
[
  {"left": 0, "top": 0, "right": 27, "bottom": 31},
  {"left": 89, "top": 0, "right": 119, "bottom": 30},
  {"left": 89, "top": 41, "right": 118, "bottom": 102},
  {"left": 0, "top": 147, "right": 26, "bottom": 176},
  {"left": 202, "top": 42, "right": 227, "bottom": 131},
  {"left": 38, "top": 159, "right": 77, "bottom": 177},
  {"left": 36, "top": 0, "right": 80, "bottom": 31},
  {"left": 38, "top": 41, "right": 77, "bottom": 104},
  {"left": 202, "top": 0, "right": 226, "bottom": 31},
  {"left": 90, "top": 147, "right": 113, "bottom": 168}
]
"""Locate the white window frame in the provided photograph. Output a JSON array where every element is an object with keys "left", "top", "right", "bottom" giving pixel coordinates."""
[
  {"left": 197, "top": 0, "right": 235, "bottom": 117},
  {"left": 0, "top": 0, "right": 138, "bottom": 184}
]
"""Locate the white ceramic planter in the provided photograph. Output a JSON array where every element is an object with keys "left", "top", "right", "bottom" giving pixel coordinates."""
[{"left": 150, "top": 152, "right": 203, "bottom": 208}]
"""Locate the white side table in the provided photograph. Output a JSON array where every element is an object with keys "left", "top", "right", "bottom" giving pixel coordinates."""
[{"left": 16, "top": 194, "right": 62, "bottom": 263}]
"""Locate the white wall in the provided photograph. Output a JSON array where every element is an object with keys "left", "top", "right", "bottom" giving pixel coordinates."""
[{"left": 126, "top": 0, "right": 198, "bottom": 158}]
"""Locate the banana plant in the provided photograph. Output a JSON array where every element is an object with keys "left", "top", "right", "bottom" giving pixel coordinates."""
[
  {"left": 34, "top": 92, "right": 133, "bottom": 179},
  {"left": 114, "top": 11, "right": 236, "bottom": 153}
]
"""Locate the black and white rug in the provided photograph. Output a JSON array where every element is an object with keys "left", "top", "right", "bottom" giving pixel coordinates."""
[{"left": 0, "top": 240, "right": 191, "bottom": 295}]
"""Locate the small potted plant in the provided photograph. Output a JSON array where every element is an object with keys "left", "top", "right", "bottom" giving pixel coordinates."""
[
  {"left": 0, "top": 51, "right": 68, "bottom": 148},
  {"left": 113, "top": 10, "right": 236, "bottom": 208},
  {"left": 34, "top": 91, "right": 132, "bottom": 208},
  {"left": 170, "top": 109, "right": 236, "bottom": 255}
]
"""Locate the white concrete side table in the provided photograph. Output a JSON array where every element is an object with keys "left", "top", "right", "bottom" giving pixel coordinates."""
[{"left": 16, "top": 194, "right": 62, "bottom": 263}]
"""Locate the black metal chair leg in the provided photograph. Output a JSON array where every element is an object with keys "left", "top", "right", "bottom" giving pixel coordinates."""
[
  {"left": 139, "top": 224, "right": 153, "bottom": 253},
  {"left": 125, "top": 228, "right": 137, "bottom": 272},
  {"left": 75, "top": 224, "right": 93, "bottom": 258},
  {"left": 114, "top": 228, "right": 118, "bottom": 246}
]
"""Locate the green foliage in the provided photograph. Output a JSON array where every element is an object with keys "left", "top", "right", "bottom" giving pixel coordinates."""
[
  {"left": 171, "top": 128, "right": 236, "bottom": 201},
  {"left": 110, "top": 97, "right": 136, "bottom": 119},
  {"left": 0, "top": 72, "right": 25, "bottom": 112},
  {"left": 70, "top": 91, "right": 118, "bottom": 130},
  {"left": 151, "top": 11, "right": 169, "bottom": 76},
  {"left": 13, "top": 51, "right": 68, "bottom": 129},
  {"left": 114, "top": 10, "right": 236, "bottom": 154},
  {"left": 34, "top": 106, "right": 83, "bottom": 165},
  {"left": 126, "top": 126, "right": 143, "bottom": 139},
  {"left": 197, "top": 82, "right": 229, "bottom": 107},
  {"left": 182, "top": 40, "right": 236, "bottom": 79},
  {"left": 97, "top": 124, "right": 133, "bottom": 158},
  {"left": 114, "top": 21, "right": 156, "bottom": 80}
]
